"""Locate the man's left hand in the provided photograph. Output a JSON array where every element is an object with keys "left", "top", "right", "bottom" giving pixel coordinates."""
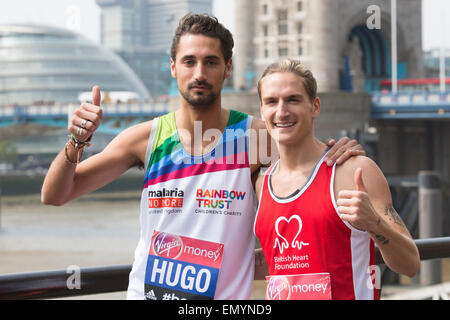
[{"left": 324, "top": 137, "right": 365, "bottom": 166}]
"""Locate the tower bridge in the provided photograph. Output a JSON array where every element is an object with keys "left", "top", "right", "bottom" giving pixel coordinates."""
[
  {"left": 0, "top": 102, "right": 168, "bottom": 135},
  {"left": 371, "top": 91, "right": 450, "bottom": 119},
  {"left": 2, "top": 90, "right": 449, "bottom": 136}
]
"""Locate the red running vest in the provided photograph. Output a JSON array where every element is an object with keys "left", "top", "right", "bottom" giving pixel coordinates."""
[{"left": 254, "top": 155, "right": 380, "bottom": 300}]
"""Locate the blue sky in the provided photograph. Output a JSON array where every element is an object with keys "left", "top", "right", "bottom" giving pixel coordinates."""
[{"left": 0, "top": 0, "right": 448, "bottom": 51}]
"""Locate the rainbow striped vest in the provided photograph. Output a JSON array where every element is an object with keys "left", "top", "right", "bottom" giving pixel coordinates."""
[{"left": 127, "top": 110, "right": 257, "bottom": 300}]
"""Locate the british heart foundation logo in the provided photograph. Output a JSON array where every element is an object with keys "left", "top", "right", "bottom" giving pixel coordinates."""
[{"left": 273, "top": 215, "right": 309, "bottom": 254}]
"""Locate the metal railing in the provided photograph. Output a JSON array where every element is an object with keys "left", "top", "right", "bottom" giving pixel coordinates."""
[
  {"left": 1, "top": 237, "right": 450, "bottom": 300},
  {"left": 383, "top": 281, "right": 450, "bottom": 300},
  {"left": 371, "top": 91, "right": 450, "bottom": 106},
  {"left": 370, "top": 90, "right": 450, "bottom": 119},
  {"left": 0, "top": 264, "right": 131, "bottom": 300},
  {"left": 0, "top": 103, "right": 168, "bottom": 121}
]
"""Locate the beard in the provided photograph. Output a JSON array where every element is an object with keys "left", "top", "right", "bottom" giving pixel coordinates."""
[{"left": 180, "top": 80, "right": 220, "bottom": 109}]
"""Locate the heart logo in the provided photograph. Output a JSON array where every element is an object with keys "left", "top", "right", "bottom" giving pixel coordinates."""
[{"left": 273, "top": 215, "right": 309, "bottom": 254}]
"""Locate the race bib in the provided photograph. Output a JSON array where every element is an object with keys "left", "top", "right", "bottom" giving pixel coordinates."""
[
  {"left": 265, "top": 273, "right": 331, "bottom": 300},
  {"left": 144, "top": 231, "right": 224, "bottom": 300}
]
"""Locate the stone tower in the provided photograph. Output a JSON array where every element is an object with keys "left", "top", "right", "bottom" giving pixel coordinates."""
[
  {"left": 233, "top": 0, "right": 257, "bottom": 91},
  {"left": 233, "top": 0, "right": 424, "bottom": 92}
]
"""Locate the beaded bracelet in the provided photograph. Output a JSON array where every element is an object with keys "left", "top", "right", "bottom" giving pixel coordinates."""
[
  {"left": 65, "top": 134, "right": 91, "bottom": 165},
  {"left": 68, "top": 134, "right": 92, "bottom": 150}
]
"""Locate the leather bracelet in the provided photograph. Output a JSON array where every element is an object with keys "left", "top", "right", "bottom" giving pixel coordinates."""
[{"left": 65, "top": 142, "right": 84, "bottom": 165}]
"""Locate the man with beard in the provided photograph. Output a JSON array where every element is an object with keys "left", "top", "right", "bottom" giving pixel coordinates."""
[{"left": 41, "top": 14, "right": 365, "bottom": 300}]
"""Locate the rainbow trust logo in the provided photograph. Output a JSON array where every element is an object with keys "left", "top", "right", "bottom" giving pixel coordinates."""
[
  {"left": 152, "top": 232, "right": 183, "bottom": 260},
  {"left": 196, "top": 188, "right": 246, "bottom": 209}
]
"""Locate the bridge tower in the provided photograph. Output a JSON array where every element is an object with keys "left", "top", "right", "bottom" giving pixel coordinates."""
[{"left": 234, "top": 0, "right": 424, "bottom": 92}]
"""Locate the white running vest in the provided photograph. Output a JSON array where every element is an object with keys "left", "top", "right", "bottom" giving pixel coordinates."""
[{"left": 127, "top": 110, "right": 257, "bottom": 300}]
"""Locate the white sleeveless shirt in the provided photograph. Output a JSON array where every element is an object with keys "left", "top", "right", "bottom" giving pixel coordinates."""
[{"left": 126, "top": 110, "right": 257, "bottom": 300}]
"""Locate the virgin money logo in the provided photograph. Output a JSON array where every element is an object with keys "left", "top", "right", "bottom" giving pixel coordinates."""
[
  {"left": 152, "top": 232, "right": 183, "bottom": 259},
  {"left": 273, "top": 215, "right": 309, "bottom": 254},
  {"left": 266, "top": 276, "right": 290, "bottom": 300}
]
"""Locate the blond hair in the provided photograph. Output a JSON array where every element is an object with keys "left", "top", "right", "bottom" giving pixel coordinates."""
[{"left": 257, "top": 59, "right": 317, "bottom": 102}]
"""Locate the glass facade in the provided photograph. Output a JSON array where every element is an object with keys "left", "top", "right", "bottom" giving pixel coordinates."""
[
  {"left": 0, "top": 24, "right": 151, "bottom": 106},
  {"left": 424, "top": 49, "right": 450, "bottom": 78},
  {"left": 96, "top": 0, "right": 213, "bottom": 97}
]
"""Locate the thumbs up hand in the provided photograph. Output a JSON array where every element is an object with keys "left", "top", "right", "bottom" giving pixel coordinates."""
[
  {"left": 69, "top": 85, "right": 103, "bottom": 143},
  {"left": 336, "top": 168, "right": 380, "bottom": 232},
  {"left": 354, "top": 167, "right": 366, "bottom": 192}
]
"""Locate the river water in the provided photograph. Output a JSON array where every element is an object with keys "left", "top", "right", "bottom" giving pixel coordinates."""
[
  {"left": 0, "top": 191, "right": 266, "bottom": 299},
  {"left": 0, "top": 192, "right": 142, "bottom": 299}
]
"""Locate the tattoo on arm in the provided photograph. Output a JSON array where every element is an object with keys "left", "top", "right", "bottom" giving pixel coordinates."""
[
  {"left": 370, "top": 231, "right": 389, "bottom": 245},
  {"left": 369, "top": 217, "right": 389, "bottom": 245},
  {"left": 369, "top": 204, "right": 407, "bottom": 246},
  {"left": 384, "top": 204, "right": 407, "bottom": 228}
]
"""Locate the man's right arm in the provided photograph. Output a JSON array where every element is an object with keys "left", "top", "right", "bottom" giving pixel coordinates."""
[
  {"left": 41, "top": 86, "right": 152, "bottom": 206},
  {"left": 41, "top": 122, "right": 151, "bottom": 206}
]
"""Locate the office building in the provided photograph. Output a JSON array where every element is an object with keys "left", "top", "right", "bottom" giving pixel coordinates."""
[
  {"left": 0, "top": 24, "right": 150, "bottom": 106},
  {"left": 96, "top": 0, "right": 213, "bottom": 97}
]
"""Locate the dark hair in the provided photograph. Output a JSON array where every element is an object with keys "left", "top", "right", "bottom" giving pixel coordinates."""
[{"left": 170, "top": 13, "right": 234, "bottom": 63}]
